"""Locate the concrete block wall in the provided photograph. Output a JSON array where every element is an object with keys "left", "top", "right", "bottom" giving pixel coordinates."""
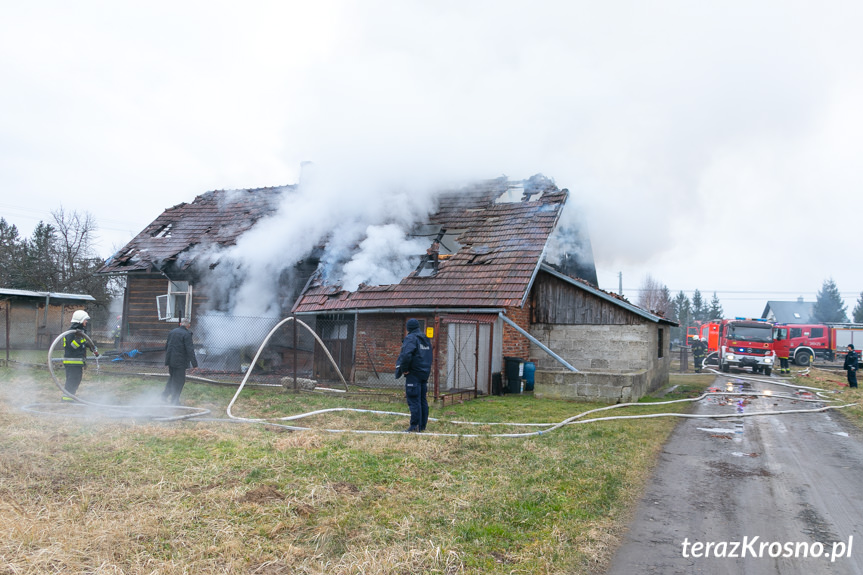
[
  {"left": 533, "top": 369, "right": 651, "bottom": 403},
  {"left": 529, "top": 321, "right": 672, "bottom": 403},
  {"left": 529, "top": 323, "right": 653, "bottom": 371}
]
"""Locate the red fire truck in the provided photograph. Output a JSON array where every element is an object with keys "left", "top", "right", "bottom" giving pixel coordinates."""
[
  {"left": 772, "top": 323, "right": 863, "bottom": 366},
  {"left": 716, "top": 318, "right": 775, "bottom": 375}
]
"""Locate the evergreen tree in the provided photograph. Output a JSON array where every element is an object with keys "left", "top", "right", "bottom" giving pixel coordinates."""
[
  {"left": 0, "top": 218, "right": 23, "bottom": 287},
  {"left": 812, "top": 278, "right": 848, "bottom": 323},
  {"left": 853, "top": 292, "right": 863, "bottom": 323},
  {"left": 2, "top": 213, "right": 122, "bottom": 328},
  {"left": 691, "top": 289, "right": 706, "bottom": 322},
  {"left": 20, "top": 221, "right": 59, "bottom": 291},
  {"left": 707, "top": 292, "right": 724, "bottom": 320},
  {"left": 672, "top": 290, "right": 692, "bottom": 344}
]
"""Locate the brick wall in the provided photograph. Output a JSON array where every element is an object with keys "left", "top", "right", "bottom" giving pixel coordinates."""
[
  {"left": 354, "top": 314, "right": 437, "bottom": 383},
  {"left": 502, "top": 305, "right": 531, "bottom": 360}
]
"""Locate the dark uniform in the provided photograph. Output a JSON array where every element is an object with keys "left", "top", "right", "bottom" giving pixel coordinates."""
[
  {"left": 395, "top": 318, "right": 433, "bottom": 432},
  {"left": 161, "top": 322, "right": 198, "bottom": 405},
  {"left": 844, "top": 345, "right": 858, "bottom": 389},
  {"left": 691, "top": 338, "right": 706, "bottom": 373},
  {"left": 63, "top": 321, "right": 98, "bottom": 397}
]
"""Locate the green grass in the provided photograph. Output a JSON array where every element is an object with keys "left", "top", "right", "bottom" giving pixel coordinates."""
[{"left": 0, "top": 365, "right": 699, "bottom": 574}]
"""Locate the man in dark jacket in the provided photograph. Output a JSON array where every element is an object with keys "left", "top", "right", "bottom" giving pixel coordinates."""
[
  {"left": 395, "top": 318, "right": 433, "bottom": 432},
  {"left": 844, "top": 344, "right": 858, "bottom": 389},
  {"left": 161, "top": 319, "right": 198, "bottom": 405}
]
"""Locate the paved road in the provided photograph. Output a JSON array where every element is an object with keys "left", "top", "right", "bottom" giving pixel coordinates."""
[{"left": 606, "top": 372, "right": 863, "bottom": 574}]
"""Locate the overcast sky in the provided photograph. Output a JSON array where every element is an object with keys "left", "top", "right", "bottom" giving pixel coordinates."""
[{"left": 2, "top": 1, "right": 861, "bottom": 318}]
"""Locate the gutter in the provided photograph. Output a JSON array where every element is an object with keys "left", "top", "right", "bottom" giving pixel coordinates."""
[{"left": 293, "top": 307, "right": 506, "bottom": 316}]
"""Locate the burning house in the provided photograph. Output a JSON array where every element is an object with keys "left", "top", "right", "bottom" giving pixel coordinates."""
[
  {"left": 99, "top": 173, "right": 674, "bottom": 401},
  {"left": 292, "top": 175, "right": 674, "bottom": 403}
]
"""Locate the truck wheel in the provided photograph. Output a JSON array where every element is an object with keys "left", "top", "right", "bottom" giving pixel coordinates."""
[
  {"left": 795, "top": 350, "right": 812, "bottom": 367},
  {"left": 764, "top": 367, "right": 772, "bottom": 376},
  {"left": 721, "top": 362, "right": 730, "bottom": 373}
]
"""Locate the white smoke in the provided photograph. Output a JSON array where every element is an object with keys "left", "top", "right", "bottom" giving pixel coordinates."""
[
  {"left": 194, "top": 162, "right": 443, "bottom": 318},
  {"left": 339, "top": 224, "right": 429, "bottom": 292}
]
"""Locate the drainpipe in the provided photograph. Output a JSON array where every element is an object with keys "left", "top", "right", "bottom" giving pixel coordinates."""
[{"left": 498, "top": 312, "right": 578, "bottom": 372}]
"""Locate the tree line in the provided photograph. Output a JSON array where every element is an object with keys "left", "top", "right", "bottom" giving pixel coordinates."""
[
  {"left": 637, "top": 274, "right": 863, "bottom": 344},
  {"left": 0, "top": 211, "right": 121, "bottom": 327}
]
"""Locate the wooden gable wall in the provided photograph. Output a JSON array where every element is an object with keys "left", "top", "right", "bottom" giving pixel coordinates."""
[{"left": 531, "top": 272, "right": 643, "bottom": 326}]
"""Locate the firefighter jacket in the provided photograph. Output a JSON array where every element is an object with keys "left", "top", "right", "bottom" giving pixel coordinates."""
[
  {"left": 395, "top": 328, "right": 433, "bottom": 381},
  {"left": 165, "top": 325, "right": 198, "bottom": 369},
  {"left": 63, "top": 324, "right": 96, "bottom": 365},
  {"left": 845, "top": 350, "right": 859, "bottom": 372}
]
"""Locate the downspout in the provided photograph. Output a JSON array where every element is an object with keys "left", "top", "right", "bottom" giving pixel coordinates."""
[{"left": 499, "top": 312, "right": 578, "bottom": 372}]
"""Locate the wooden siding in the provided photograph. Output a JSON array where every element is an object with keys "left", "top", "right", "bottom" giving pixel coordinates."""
[
  {"left": 125, "top": 273, "right": 209, "bottom": 344},
  {"left": 531, "top": 272, "right": 642, "bottom": 326}
]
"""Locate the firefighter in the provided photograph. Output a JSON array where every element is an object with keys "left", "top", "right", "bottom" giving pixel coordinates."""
[
  {"left": 62, "top": 310, "right": 99, "bottom": 400},
  {"left": 844, "top": 344, "right": 858, "bottom": 389},
  {"left": 691, "top": 337, "right": 706, "bottom": 373},
  {"left": 395, "top": 318, "right": 433, "bottom": 432},
  {"left": 776, "top": 347, "right": 791, "bottom": 375}
]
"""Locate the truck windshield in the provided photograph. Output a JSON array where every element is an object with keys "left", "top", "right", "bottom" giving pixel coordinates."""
[{"left": 728, "top": 325, "right": 773, "bottom": 343}]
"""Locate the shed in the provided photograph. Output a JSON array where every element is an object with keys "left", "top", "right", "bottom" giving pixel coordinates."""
[{"left": 0, "top": 288, "right": 96, "bottom": 350}]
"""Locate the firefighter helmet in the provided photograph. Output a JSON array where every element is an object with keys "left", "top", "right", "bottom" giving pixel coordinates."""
[{"left": 71, "top": 310, "right": 90, "bottom": 324}]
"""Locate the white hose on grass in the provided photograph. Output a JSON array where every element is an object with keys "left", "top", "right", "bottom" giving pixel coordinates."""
[{"left": 37, "top": 330, "right": 210, "bottom": 422}]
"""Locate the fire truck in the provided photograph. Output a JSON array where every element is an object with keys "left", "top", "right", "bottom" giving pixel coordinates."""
[
  {"left": 716, "top": 318, "right": 775, "bottom": 375},
  {"left": 772, "top": 323, "right": 863, "bottom": 366}
]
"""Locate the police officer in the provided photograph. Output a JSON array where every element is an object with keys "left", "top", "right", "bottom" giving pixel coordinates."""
[
  {"left": 395, "top": 318, "right": 433, "bottom": 432},
  {"left": 692, "top": 337, "right": 706, "bottom": 373},
  {"left": 62, "top": 310, "right": 99, "bottom": 400},
  {"left": 844, "top": 344, "right": 858, "bottom": 389}
]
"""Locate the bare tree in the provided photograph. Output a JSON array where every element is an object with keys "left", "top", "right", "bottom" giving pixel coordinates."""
[
  {"left": 52, "top": 207, "right": 97, "bottom": 289},
  {"left": 637, "top": 274, "right": 671, "bottom": 316}
]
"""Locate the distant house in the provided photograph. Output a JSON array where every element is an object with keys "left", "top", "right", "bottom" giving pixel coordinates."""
[
  {"left": 0, "top": 288, "right": 95, "bottom": 350},
  {"left": 762, "top": 298, "right": 815, "bottom": 324}
]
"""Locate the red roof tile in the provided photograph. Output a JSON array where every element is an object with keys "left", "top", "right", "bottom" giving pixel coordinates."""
[{"left": 293, "top": 177, "right": 568, "bottom": 312}]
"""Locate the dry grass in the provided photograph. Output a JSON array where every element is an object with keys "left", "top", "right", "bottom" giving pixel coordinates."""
[{"left": 0, "top": 366, "right": 690, "bottom": 574}]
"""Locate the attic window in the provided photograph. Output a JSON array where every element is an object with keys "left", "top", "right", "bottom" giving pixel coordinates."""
[
  {"left": 793, "top": 313, "right": 801, "bottom": 318},
  {"left": 152, "top": 223, "right": 174, "bottom": 238}
]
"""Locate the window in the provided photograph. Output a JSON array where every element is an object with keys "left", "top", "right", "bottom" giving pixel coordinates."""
[
  {"left": 658, "top": 328, "right": 664, "bottom": 358},
  {"left": 791, "top": 327, "right": 802, "bottom": 338},
  {"left": 156, "top": 281, "right": 193, "bottom": 322},
  {"left": 811, "top": 327, "right": 825, "bottom": 339}
]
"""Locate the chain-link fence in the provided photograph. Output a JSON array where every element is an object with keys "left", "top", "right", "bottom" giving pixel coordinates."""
[
  {"left": 93, "top": 314, "right": 405, "bottom": 392},
  {"left": 3, "top": 312, "right": 414, "bottom": 395}
]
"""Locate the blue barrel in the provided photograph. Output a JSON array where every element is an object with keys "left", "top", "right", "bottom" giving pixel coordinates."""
[{"left": 523, "top": 362, "right": 536, "bottom": 391}]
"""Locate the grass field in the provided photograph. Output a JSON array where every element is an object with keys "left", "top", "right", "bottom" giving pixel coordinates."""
[{"left": 2, "top": 363, "right": 841, "bottom": 574}]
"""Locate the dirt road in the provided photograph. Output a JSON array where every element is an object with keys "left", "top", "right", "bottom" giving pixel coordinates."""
[{"left": 606, "top": 373, "right": 863, "bottom": 574}]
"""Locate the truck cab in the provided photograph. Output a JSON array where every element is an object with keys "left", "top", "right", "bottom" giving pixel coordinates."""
[{"left": 719, "top": 318, "right": 775, "bottom": 375}]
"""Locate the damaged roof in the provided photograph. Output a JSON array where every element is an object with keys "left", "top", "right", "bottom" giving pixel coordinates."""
[
  {"left": 293, "top": 176, "right": 568, "bottom": 313},
  {"left": 98, "top": 186, "right": 290, "bottom": 274}
]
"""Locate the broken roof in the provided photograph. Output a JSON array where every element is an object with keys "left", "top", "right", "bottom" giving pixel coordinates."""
[
  {"left": 98, "top": 186, "right": 290, "bottom": 274},
  {"left": 293, "top": 176, "right": 568, "bottom": 313}
]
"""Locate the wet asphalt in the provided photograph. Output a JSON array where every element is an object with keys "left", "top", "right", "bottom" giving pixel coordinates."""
[{"left": 606, "top": 372, "right": 863, "bottom": 575}]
